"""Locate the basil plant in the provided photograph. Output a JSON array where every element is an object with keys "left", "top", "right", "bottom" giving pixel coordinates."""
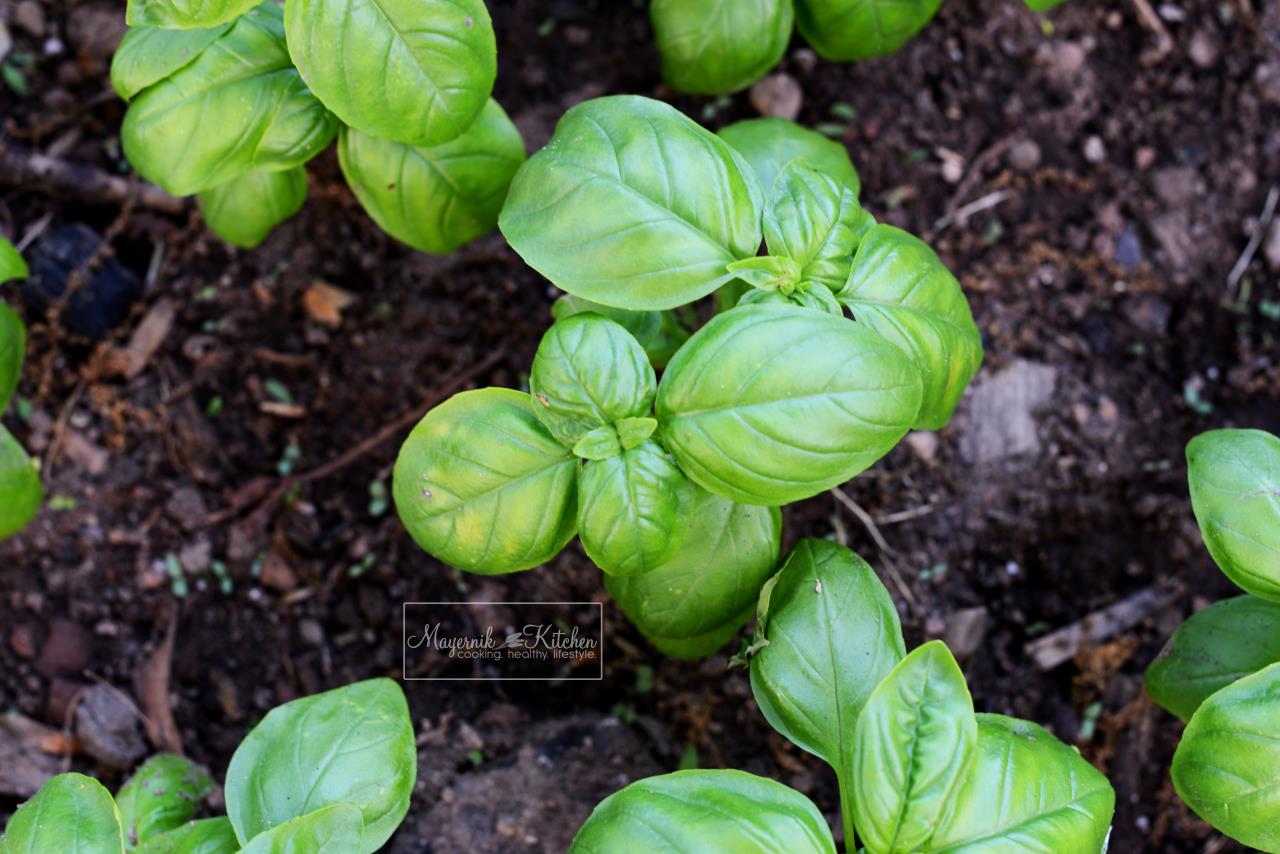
[
  {"left": 112, "top": 0, "right": 524, "bottom": 252},
  {"left": 572, "top": 539, "right": 1118, "bottom": 852},
  {"left": 0, "top": 237, "right": 42, "bottom": 542},
  {"left": 1144, "top": 428, "right": 1280, "bottom": 853},
  {"left": 0, "top": 678, "right": 416, "bottom": 854},
  {"left": 395, "top": 96, "right": 981, "bottom": 658},
  {"left": 650, "top": 0, "right": 1063, "bottom": 95}
]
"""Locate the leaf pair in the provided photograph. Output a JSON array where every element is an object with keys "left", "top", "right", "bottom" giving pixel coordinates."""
[
  {"left": 0, "top": 679, "right": 416, "bottom": 854},
  {"left": 0, "top": 238, "right": 42, "bottom": 542}
]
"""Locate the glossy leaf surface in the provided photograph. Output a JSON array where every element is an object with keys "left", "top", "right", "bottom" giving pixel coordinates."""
[
  {"left": 569, "top": 770, "right": 836, "bottom": 854},
  {"left": 838, "top": 225, "right": 982, "bottom": 429},
  {"left": 795, "top": 0, "right": 943, "bottom": 62},
  {"left": 1187, "top": 428, "right": 1280, "bottom": 601},
  {"left": 764, "top": 160, "right": 875, "bottom": 292},
  {"left": 656, "top": 304, "right": 923, "bottom": 505},
  {"left": 393, "top": 388, "right": 577, "bottom": 573},
  {"left": 225, "top": 679, "right": 414, "bottom": 853},
  {"left": 0, "top": 773, "right": 124, "bottom": 854},
  {"left": 0, "top": 238, "right": 26, "bottom": 284},
  {"left": 0, "top": 425, "right": 42, "bottom": 542},
  {"left": 650, "top": 0, "right": 794, "bottom": 95},
  {"left": 116, "top": 754, "right": 215, "bottom": 848},
  {"left": 1146, "top": 595, "right": 1280, "bottom": 721},
  {"left": 0, "top": 303, "right": 25, "bottom": 414},
  {"left": 1172, "top": 661, "right": 1280, "bottom": 853},
  {"left": 126, "top": 0, "right": 258, "bottom": 29},
  {"left": 338, "top": 99, "right": 525, "bottom": 255},
  {"left": 500, "top": 95, "right": 764, "bottom": 311},
  {"left": 719, "top": 116, "right": 861, "bottom": 198},
  {"left": 134, "top": 818, "right": 239, "bottom": 854},
  {"left": 237, "top": 804, "right": 364, "bottom": 854},
  {"left": 550, "top": 296, "right": 689, "bottom": 369},
  {"left": 198, "top": 167, "right": 307, "bottom": 249},
  {"left": 111, "top": 24, "right": 232, "bottom": 101}
]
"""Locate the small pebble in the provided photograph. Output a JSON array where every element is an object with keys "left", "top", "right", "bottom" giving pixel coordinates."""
[
  {"left": 1083, "top": 135, "right": 1107, "bottom": 164},
  {"left": 1009, "top": 140, "right": 1042, "bottom": 172}
]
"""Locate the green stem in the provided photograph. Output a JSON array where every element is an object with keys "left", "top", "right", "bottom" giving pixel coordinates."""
[{"left": 837, "top": 771, "right": 857, "bottom": 853}]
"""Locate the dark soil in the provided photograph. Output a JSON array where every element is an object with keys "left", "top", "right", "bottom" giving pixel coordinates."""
[{"left": 2, "top": 0, "right": 1279, "bottom": 851}]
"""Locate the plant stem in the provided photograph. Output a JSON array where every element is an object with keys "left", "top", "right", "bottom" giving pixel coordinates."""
[{"left": 837, "top": 771, "right": 857, "bottom": 852}]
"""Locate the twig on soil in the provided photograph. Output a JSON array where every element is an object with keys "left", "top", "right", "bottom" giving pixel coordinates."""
[
  {"left": 134, "top": 601, "right": 183, "bottom": 755},
  {"left": 830, "top": 487, "right": 918, "bottom": 607},
  {"left": 1129, "top": 0, "right": 1174, "bottom": 63},
  {"left": 222, "top": 348, "right": 508, "bottom": 531},
  {"left": 937, "top": 134, "right": 1020, "bottom": 225},
  {"left": 875, "top": 504, "right": 934, "bottom": 525},
  {"left": 0, "top": 136, "right": 186, "bottom": 215},
  {"left": 1226, "top": 184, "right": 1279, "bottom": 297},
  {"left": 934, "top": 190, "right": 1013, "bottom": 234},
  {"left": 1025, "top": 584, "right": 1180, "bottom": 671},
  {"left": 41, "top": 379, "right": 86, "bottom": 485}
]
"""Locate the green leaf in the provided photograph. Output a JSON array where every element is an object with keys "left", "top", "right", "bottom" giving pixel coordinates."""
[
  {"left": 126, "top": 0, "right": 258, "bottom": 29},
  {"left": 225, "top": 679, "right": 414, "bottom": 853},
  {"left": 236, "top": 804, "right": 364, "bottom": 854},
  {"left": 0, "top": 238, "right": 26, "bottom": 285},
  {"left": 749, "top": 540, "right": 905, "bottom": 788},
  {"left": 1186, "top": 428, "right": 1280, "bottom": 602},
  {"left": 794, "top": 0, "right": 943, "bottom": 62},
  {"left": 550, "top": 296, "right": 689, "bottom": 369},
  {"left": 284, "top": 0, "right": 496, "bottom": 146},
  {"left": 569, "top": 770, "right": 837, "bottom": 854},
  {"left": 198, "top": 167, "right": 307, "bottom": 250},
  {"left": 726, "top": 255, "right": 802, "bottom": 293},
  {"left": 606, "top": 487, "right": 781, "bottom": 660},
  {"left": 1025, "top": 0, "right": 1068, "bottom": 10},
  {"left": 134, "top": 818, "right": 238, "bottom": 854},
  {"left": 1146, "top": 595, "right": 1280, "bottom": 721},
  {"left": 1172, "top": 661, "right": 1280, "bottom": 853},
  {"left": 851, "top": 641, "right": 977, "bottom": 853},
  {"left": 718, "top": 117, "right": 861, "bottom": 198},
  {"left": 838, "top": 225, "right": 983, "bottom": 429},
  {"left": 928, "top": 714, "right": 1115, "bottom": 853},
  {"left": 0, "top": 773, "right": 125, "bottom": 853},
  {"left": 764, "top": 160, "right": 875, "bottom": 293},
  {"left": 0, "top": 302, "right": 26, "bottom": 414},
  {"left": 122, "top": 4, "right": 338, "bottom": 196},
  {"left": 111, "top": 24, "right": 233, "bottom": 101},
  {"left": 338, "top": 99, "right": 525, "bottom": 254},
  {"left": 0, "top": 425, "right": 42, "bottom": 542},
  {"left": 392, "top": 388, "right": 577, "bottom": 573},
  {"left": 616, "top": 416, "right": 658, "bottom": 450},
  {"left": 117, "top": 754, "right": 215, "bottom": 848},
  {"left": 656, "top": 304, "right": 923, "bottom": 505},
  {"left": 577, "top": 440, "right": 695, "bottom": 577},
  {"left": 737, "top": 281, "right": 843, "bottom": 315},
  {"left": 500, "top": 95, "right": 765, "bottom": 311},
  {"left": 650, "top": 0, "right": 794, "bottom": 95},
  {"left": 529, "top": 314, "right": 656, "bottom": 447}
]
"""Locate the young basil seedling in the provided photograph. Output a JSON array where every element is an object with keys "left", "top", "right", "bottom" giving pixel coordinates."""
[
  {"left": 571, "top": 539, "right": 1118, "bottom": 852},
  {"left": 111, "top": 0, "right": 523, "bottom": 252},
  {"left": 0, "top": 679, "right": 417, "bottom": 854},
  {"left": 1145, "top": 428, "right": 1280, "bottom": 853},
  {"left": 0, "top": 237, "right": 43, "bottom": 542}
]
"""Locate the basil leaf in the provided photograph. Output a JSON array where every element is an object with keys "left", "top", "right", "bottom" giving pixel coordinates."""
[
  {"left": 606, "top": 488, "right": 782, "bottom": 660},
  {"left": 656, "top": 304, "right": 923, "bottom": 505},
  {"left": 111, "top": 24, "right": 232, "bottom": 102},
  {"left": 551, "top": 295, "right": 690, "bottom": 369},
  {"left": 577, "top": 441, "right": 695, "bottom": 577},
  {"left": 794, "top": 0, "right": 943, "bottom": 62},
  {"left": 237, "top": 804, "right": 363, "bottom": 854},
  {"left": 198, "top": 167, "right": 307, "bottom": 250},
  {"left": 116, "top": 755, "right": 215, "bottom": 848},
  {"left": 1146, "top": 595, "right": 1280, "bottom": 721},
  {"left": 122, "top": 4, "right": 338, "bottom": 196},
  {"left": 0, "top": 237, "right": 26, "bottom": 284},
  {"left": 569, "top": 770, "right": 837, "bottom": 854},
  {"left": 1, "top": 302, "right": 26, "bottom": 414},
  {"left": 225, "top": 679, "right": 414, "bottom": 853},
  {"left": 1026, "top": 0, "right": 1068, "bottom": 9},
  {"left": 737, "top": 282, "right": 843, "bottom": 316},
  {"left": 1187, "top": 428, "right": 1280, "bottom": 602},
  {"left": 0, "top": 425, "right": 42, "bottom": 542},
  {"left": 0, "top": 773, "right": 125, "bottom": 853},
  {"left": 529, "top": 314, "right": 656, "bottom": 447},
  {"left": 1172, "top": 661, "right": 1280, "bottom": 854},
  {"left": 765, "top": 160, "right": 875, "bottom": 292},
  {"left": 719, "top": 117, "right": 861, "bottom": 198},
  {"left": 851, "top": 641, "right": 977, "bottom": 853},
  {"left": 338, "top": 99, "right": 525, "bottom": 255},
  {"left": 500, "top": 95, "right": 765, "bottom": 311},
  {"left": 126, "top": 0, "right": 258, "bottom": 29},
  {"left": 284, "top": 0, "right": 496, "bottom": 147},
  {"left": 650, "top": 0, "right": 794, "bottom": 95},
  {"left": 393, "top": 388, "right": 577, "bottom": 573},
  {"left": 750, "top": 540, "right": 905, "bottom": 788},
  {"left": 134, "top": 818, "right": 238, "bottom": 854},
  {"left": 929, "top": 714, "right": 1115, "bottom": 853},
  {"left": 838, "top": 225, "right": 983, "bottom": 430}
]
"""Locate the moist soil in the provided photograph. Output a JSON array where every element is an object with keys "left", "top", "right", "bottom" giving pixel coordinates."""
[{"left": 2, "top": 0, "right": 1279, "bottom": 851}]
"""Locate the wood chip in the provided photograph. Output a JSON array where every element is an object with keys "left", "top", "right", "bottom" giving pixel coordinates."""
[
  {"left": 1025, "top": 585, "right": 1179, "bottom": 671},
  {"left": 112, "top": 298, "right": 177, "bottom": 379},
  {"left": 134, "top": 604, "right": 183, "bottom": 755}
]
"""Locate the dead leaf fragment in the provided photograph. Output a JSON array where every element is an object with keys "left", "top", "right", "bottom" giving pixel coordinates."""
[{"left": 303, "top": 282, "right": 355, "bottom": 328}]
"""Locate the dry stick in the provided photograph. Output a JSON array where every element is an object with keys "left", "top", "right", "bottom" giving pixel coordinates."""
[
  {"left": 1226, "top": 184, "right": 1280, "bottom": 297},
  {"left": 239, "top": 349, "right": 508, "bottom": 531},
  {"left": 830, "top": 486, "right": 918, "bottom": 607},
  {"left": 0, "top": 136, "right": 185, "bottom": 215}
]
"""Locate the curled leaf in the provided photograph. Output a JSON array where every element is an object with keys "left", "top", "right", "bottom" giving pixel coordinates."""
[
  {"left": 795, "top": 0, "right": 943, "bottom": 62},
  {"left": 111, "top": 24, "right": 233, "bottom": 102},
  {"left": 719, "top": 117, "right": 861, "bottom": 198},
  {"left": 650, "top": 0, "right": 794, "bottom": 95},
  {"left": 198, "top": 167, "right": 307, "bottom": 250},
  {"left": 764, "top": 160, "right": 875, "bottom": 292}
]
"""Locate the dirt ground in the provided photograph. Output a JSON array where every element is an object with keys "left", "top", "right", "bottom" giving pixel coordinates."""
[{"left": 2, "top": 0, "right": 1279, "bottom": 851}]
